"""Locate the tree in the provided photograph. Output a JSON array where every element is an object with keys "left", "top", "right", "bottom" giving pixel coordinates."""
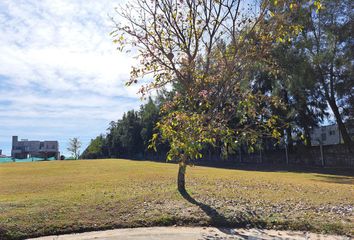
[
  {"left": 113, "top": 0, "right": 319, "bottom": 193},
  {"left": 295, "top": 0, "right": 353, "bottom": 145},
  {"left": 250, "top": 1, "right": 352, "bottom": 147},
  {"left": 106, "top": 121, "right": 122, "bottom": 157},
  {"left": 67, "top": 137, "right": 82, "bottom": 160},
  {"left": 276, "top": 46, "right": 328, "bottom": 147},
  {"left": 253, "top": 45, "right": 328, "bottom": 147},
  {"left": 81, "top": 135, "right": 105, "bottom": 159},
  {"left": 140, "top": 97, "right": 160, "bottom": 157},
  {"left": 118, "top": 110, "right": 144, "bottom": 158}
]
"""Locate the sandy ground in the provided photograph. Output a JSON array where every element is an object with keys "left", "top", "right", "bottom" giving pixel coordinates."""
[{"left": 28, "top": 227, "right": 351, "bottom": 240}]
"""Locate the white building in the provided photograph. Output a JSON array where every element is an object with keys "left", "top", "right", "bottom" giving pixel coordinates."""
[
  {"left": 310, "top": 124, "right": 342, "bottom": 146},
  {"left": 310, "top": 120, "right": 354, "bottom": 146}
]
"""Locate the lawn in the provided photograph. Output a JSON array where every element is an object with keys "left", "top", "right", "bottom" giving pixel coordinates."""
[{"left": 0, "top": 159, "right": 353, "bottom": 239}]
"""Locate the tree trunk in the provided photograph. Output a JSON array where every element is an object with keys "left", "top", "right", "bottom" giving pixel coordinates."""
[
  {"left": 177, "top": 162, "right": 186, "bottom": 193},
  {"left": 286, "top": 126, "right": 293, "bottom": 151},
  {"left": 303, "top": 124, "right": 312, "bottom": 147},
  {"left": 328, "top": 99, "right": 352, "bottom": 145}
]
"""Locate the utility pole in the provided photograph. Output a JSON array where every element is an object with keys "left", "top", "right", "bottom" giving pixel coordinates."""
[
  {"left": 285, "top": 143, "right": 289, "bottom": 165},
  {"left": 239, "top": 147, "right": 242, "bottom": 163},
  {"left": 316, "top": 138, "right": 325, "bottom": 167},
  {"left": 320, "top": 143, "right": 324, "bottom": 167}
]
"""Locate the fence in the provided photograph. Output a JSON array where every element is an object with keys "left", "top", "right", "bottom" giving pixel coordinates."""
[
  {"left": 231, "top": 144, "right": 354, "bottom": 168},
  {"left": 146, "top": 144, "right": 354, "bottom": 168},
  {"left": 0, "top": 157, "right": 56, "bottom": 164}
]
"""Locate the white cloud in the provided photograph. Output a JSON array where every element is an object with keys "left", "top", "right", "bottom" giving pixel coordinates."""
[{"left": 0, "top": 0, "right": 144, "bottom": 155}]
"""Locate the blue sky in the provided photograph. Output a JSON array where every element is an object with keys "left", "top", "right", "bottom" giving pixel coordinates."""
[{"left": 0, "top": 0, "right": 143, "bottom": 156}]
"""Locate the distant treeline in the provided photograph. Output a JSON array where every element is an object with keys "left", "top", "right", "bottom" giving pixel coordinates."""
[
  {"left": 81, "top": 95, "right": 276, "bottom": 161},
  {"left": 81, "top": 97, "right": 168, "bottom": 160}
]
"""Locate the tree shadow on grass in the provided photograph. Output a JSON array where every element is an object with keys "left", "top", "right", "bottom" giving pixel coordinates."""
[
  {"left": 192, "top": 162, "right": 354, "bottom": 177},
  {"left": 179, "top": 189, "right": 245, "bottom": 235},
  {"left": 312, "top": 174, "right": 354, "bottom": 185}
]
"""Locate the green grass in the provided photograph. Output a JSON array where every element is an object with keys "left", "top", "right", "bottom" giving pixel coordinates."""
[{"left": 0, "top": 159, "right": 353, "bottom": 239}]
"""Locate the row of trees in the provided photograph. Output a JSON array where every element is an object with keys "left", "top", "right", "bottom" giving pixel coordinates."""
[{"left": 81, "top": 98, "right": 166, "bottom": 160}]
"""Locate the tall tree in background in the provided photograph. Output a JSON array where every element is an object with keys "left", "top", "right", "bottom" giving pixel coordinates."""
[
  {"left": 67, "top": 137, "right": 82, "bottom": 160},
  {"left": 140, "top": 97, "right": 160, "bottom": 157},
  {"left": 106, "top": 111, "right": 143, "bottom": 158},
  {"left": 297, "top": 0, "right": 353, "bottom": 145},
  {"left": 81, "top": 135, "right": 106, "bottom": 159},
  {"left": 272, "top": 45, "right": 327, "bottom": 146},
  {"left": 119, "top": 110, "right": 144, "bottom": 157},
  {"left": 113, "top": 0, "right": 309, "bottom": 192}
]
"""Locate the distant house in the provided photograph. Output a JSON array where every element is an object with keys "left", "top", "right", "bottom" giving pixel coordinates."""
[
  {"left": 0, "top": 149, "right": 6, "bottom": 158},
  {"left": 310, "top": 120, "right": 354, "bottom": 146},
  {"left": 11, "top": 136, "right": 60, "bottom": 159}
]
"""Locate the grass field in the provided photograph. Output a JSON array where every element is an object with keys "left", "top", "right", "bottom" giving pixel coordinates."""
[{"left": 0, "top": 159, "right": 353, "bottom": 239}]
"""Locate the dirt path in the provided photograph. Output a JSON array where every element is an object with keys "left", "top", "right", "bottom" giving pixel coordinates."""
[{"left": 28, "top": 227, "right": 350, "bottom": 240}]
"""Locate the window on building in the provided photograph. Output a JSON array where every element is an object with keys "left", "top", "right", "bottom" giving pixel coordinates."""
[
  {"left": 321, "top": 133, "right": 327, "bottom": 141},
  {"left": 329, "top": 130, "right": 336, "bottom": 135}
]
